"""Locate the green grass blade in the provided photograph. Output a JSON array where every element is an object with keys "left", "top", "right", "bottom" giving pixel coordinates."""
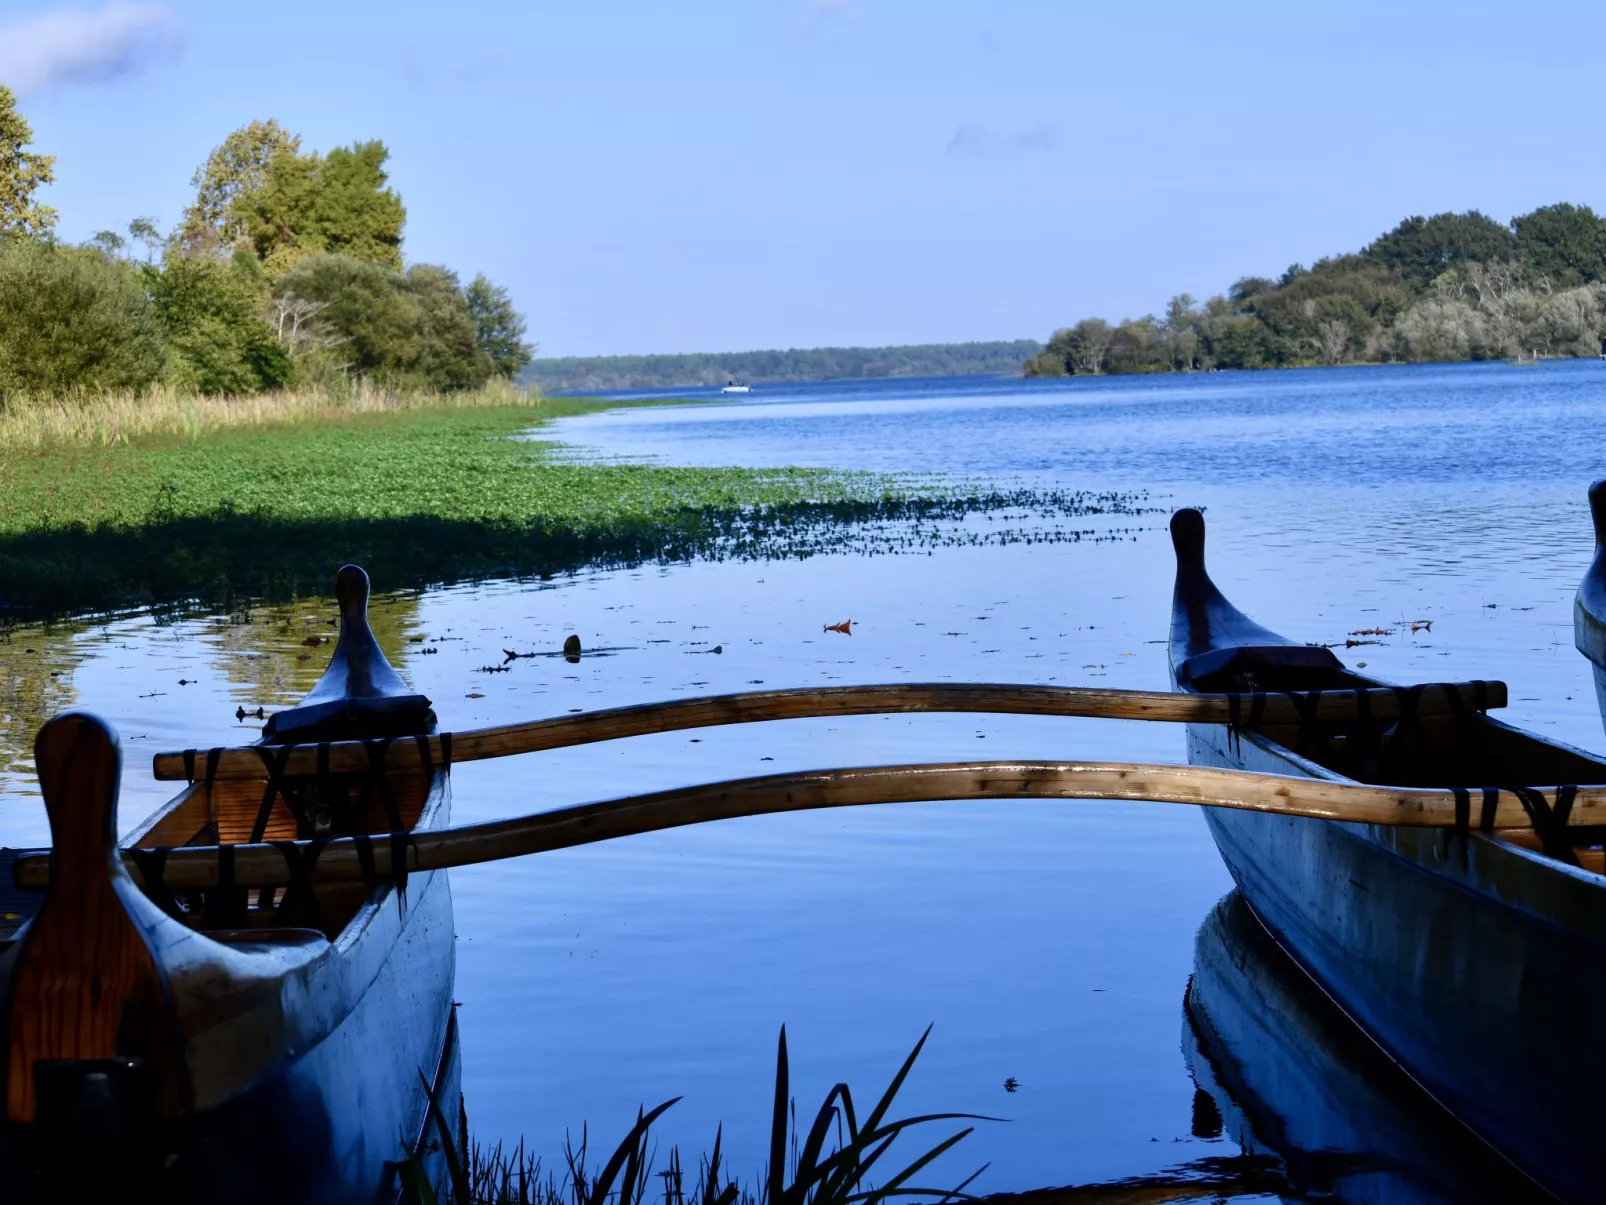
[{"left": 768, "top": 1027, "right": 790, "bottom": 1205}]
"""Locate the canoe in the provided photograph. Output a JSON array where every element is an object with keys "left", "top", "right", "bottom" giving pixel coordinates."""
[
  {"left": 0, "top": 566, "right": 459, "bottom": 1204},
  {"left": 1184, "top": 892, "right": 1543, "bottom": 1204},
  {"left": 1576, "top": 478, "right": 1606, "bottom": 737},
  {"left": 1168, "top": 507, "right": 1606, "bottom": 1203}
]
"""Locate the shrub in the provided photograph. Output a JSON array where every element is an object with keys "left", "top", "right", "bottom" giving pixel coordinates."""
[{"left": 0, "top": 238, "right": 165, "bottom": 396}]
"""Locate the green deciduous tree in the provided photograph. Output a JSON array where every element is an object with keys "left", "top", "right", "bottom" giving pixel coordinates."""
[
  {"left": 145, "top": 251, "right": 290, "bottom": 394},
  {"left": 236, "top": 140, "right": 406, "bottom": 276},
  {"left": 1511, "top": 203, "right": 1606, "bottom": 288},
  {"left": 274, "top": 253, "right": 496, "bottom": 391},
  {"left": 465, "top": 274, "right": 533, "bottom": 379},
  {"left": 0, "top": 240, "right": 165, "bottom": 395},
  {"left": 178, "top": 120, "right": 301, "bottom": 258},
  {"left": 0, "top": 84, "right": 57, "bottom": 239},
  {"left": 1364, "top": 211, "right": 1516, "bottom": 293}
]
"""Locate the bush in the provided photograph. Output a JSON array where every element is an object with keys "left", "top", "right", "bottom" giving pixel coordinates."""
[
  {"left": 146, "top": 252, "right": 290, "bottom": 395},
  {"left": 276, "top": 253, "right": 494, "bottom": 392},
  {"left": 0, "top": 238, "right": 165, "bottom": 396}
]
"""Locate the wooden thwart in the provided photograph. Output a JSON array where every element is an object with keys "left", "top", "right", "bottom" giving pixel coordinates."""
[
  {"left": 19, "top": 756, "right": 1594, "bottom": 893},
  {"left": 151, "top": 680, "right": 1507, "bottom": 782}
]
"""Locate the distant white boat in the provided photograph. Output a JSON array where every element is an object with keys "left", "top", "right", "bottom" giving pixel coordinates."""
[{"left": 720, "top": 380, "right": 751, "bottom": 394}]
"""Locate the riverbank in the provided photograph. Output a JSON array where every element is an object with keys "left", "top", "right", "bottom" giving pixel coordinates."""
[{"left": 0, "top": 387, "right": 1128, "bottom": 619}]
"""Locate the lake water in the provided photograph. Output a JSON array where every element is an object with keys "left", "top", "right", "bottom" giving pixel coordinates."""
[{"left": 3, "top": 361, "right": 1603, "bottom": 1201}]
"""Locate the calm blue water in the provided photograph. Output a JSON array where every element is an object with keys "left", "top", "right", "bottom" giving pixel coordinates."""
[{"left": 3, "top": 361, "right": 1601, "bottom": 1201}]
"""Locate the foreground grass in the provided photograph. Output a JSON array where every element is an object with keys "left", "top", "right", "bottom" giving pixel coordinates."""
[
  {"left": 405, "top": 1027, "right": 993, "bottom": 1205},
  {"left": 0, "top": 388, "right": 1152, "bottom": 618}
]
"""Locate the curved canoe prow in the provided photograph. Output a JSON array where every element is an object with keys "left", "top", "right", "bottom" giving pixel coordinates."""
[
  {"left": 262, "top": 564, "right": 436, "bottom": 743},
  {"left": 1, "top": 714, "right": 189, "bottom": 1186},
  {"left": 1168, "top": 508, "right": 1344, "bottom": 690},
  {"left": 1574, "top": 479, "right": 1606, "bottom": 735}
]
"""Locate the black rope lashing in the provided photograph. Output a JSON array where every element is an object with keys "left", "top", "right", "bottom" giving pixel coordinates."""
[
  {"left": 1480, "top": 786, "right": 1500, "bottom": 832},
  {"left": 211, "top": 842, "right": 248, "bottom": 925},
  {"left": 1452, "top": 786, "right": 1470, "bottom": 831},
  {"left": 129, "top": 847, "right": 184, "bottom": 918},
  {"left": 1507, "top": 786, "right": 1580, "bottom": 866},
  {"left": 363, "top": 737, "right": 404, "bottom": 831},
  {"left": 1226, "top": 691, "right": 1242, "bottom": 757},
  {"left": 251, "top": 744, "right": 308, "bottom": 842},
  {"left": 1284, "top": 689, "right": 1325, "bottom": 759},
  {"left": 388, "top": 830, "right": 416, "bottom": 915},
  {"left": 270, "top": 837, "right": 332, "bottom": 928},
  {"left": 1350, "top": 685, "right": 1382, "bottom": 763},
  {"left": 352, "top": 832, "right": 377, "bottom": 884}
]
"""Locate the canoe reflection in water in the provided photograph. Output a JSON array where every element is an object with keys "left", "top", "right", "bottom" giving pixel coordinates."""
[{"left": 1182, "top": 892, "right": 1545, "bottom": 1205}]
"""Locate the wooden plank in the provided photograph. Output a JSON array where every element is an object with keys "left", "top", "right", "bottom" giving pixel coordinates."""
[
  {"left": 151, "top": 680, "right": 1510, "bottom": 782},
  {"left": 19, "top": 758, "right": 1605, "bottom": 893}
]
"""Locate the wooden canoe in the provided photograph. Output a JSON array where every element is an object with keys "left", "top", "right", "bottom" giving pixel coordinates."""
[
  {"left": 1184, "top": 892, "right": 1542, "bottom": 1204},
  {"left": 1168, "top": 507, "right": 1606, "bottom": 1203},
  {"left": 1575, "top": 478, "right": 1606, "bottom": 738},
  {"left": 0, "top": 566, "right": 458, "bottom": 1204}
]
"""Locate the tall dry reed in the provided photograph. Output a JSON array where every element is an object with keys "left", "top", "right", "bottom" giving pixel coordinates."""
[{"left": 0, "top": 379, "right": 537, "bottom": 451}]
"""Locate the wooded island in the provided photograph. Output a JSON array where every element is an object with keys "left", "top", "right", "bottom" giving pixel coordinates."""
[{"left": 1026, "top": 206, "right": 1606, "bottom": 376}]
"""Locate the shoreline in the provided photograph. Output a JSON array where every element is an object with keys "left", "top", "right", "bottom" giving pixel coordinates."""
[{"left": 0, "top": 388, "right": 1146, "bottom": 622}]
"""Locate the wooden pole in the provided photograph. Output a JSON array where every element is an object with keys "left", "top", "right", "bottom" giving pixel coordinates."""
[
  {"left": 150, "top": 681, "right": 1506, "bottom": 782},
  {"left": 19, "top": 756, "right": 1590, "bottom": 893}
]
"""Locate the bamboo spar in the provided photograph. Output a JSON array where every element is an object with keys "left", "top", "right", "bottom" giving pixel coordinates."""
[
  {"left": 150, "top": 680, "right": 1508, "bottom": 782},
  {"left": 14, "top": 757, "right": 1596, "bottom": 893}
]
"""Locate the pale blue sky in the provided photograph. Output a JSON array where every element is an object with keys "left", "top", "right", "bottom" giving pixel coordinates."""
[{"left": 7, "top": 0, "right": 1606, "bottom": 357}]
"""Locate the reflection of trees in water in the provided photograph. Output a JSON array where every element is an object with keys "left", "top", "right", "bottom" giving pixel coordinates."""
[
  {"left": 0, "top": 589, "right": 423, "bottom": 794},
  {"left": 0, "top": 622, "right": 85, "bottom": 788},
  {"left": 199, "top": 589, "right": 425, "bottom": 709}
]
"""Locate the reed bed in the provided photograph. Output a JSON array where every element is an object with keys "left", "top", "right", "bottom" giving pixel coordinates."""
[{"left": 0, "top": 379, "right": 535, "bottom": 451}]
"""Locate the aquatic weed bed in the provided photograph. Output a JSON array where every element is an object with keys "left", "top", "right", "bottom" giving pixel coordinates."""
[{"left": 0, "top": 398, "right": 1159, "bottom": 619}]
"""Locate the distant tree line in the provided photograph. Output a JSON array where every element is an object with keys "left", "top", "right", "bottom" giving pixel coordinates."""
[
  {"left": 0, "top": 90, "right": 531, "bottom": 399},
  {"left": 524, "top": 340, "right": 1043, "bottom": 392},
  {"left": 1025, "top": 206, "right": 1606, "bottom": 377}
]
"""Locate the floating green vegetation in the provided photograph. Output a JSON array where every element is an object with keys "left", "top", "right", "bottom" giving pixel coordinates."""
[{"left": 0, "top": 396, "right": 1159, "bottom": 620}]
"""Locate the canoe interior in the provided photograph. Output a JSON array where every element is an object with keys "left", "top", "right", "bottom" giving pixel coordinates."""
[{"left": 126, "top": 763, "right": 435, "bottom": 938}]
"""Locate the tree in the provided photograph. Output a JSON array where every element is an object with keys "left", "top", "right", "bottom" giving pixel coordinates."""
[
  {"left": 465, "top": 274, "right": 533, "bottom": 379},
  {"left": 274, "top": 253, "right": 493, "bottom": 391},
  {"left": 0, "top": 240, "right": 165, "bottom": 395},
  {"left": 1363, "top": 211, "right": 1516, "bottom": 293},
  {"left": 236, "top": 140, "right": 406, "bottom": 276},
  {"left": 1511, "top": 203, "right": 1606, "bottom": 288},
  {"left": 145, "top": 251, "right": 290, "bottom": 394},
  {"left": 0, "top": 84, "right": 57, "bottom": 239},
  {"left": 177, "top": 120, "right": 301, "bottom": 257}
]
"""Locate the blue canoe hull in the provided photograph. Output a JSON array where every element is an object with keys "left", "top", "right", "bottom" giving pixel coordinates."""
[{"left": 1189, "top": 720, "right": 1606, "bottom": 1203}]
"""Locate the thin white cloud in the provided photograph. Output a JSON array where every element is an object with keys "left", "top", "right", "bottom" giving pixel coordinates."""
[
  {"left": 946, "top": 124, "right": 1060, "bottom": 156},
  {"left": 793, "top": 0, "right": 857, "bottom": 39},
  {"left": 0, "top": 2, "right": 183, "bottom": 97}
]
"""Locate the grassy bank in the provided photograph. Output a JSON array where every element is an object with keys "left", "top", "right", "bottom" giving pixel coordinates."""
[{"left": 0, "top": 387, "right": 1151, "bottom": 619}]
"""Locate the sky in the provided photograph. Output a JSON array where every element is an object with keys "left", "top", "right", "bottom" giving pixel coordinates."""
[{"left": 6, "top": 0, "right": 1606, "bottom": 358}]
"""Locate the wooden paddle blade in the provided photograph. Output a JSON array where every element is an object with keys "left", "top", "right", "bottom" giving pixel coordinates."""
[{"left": 3, "top": 713, "right": 186, "bottom": 1131}]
